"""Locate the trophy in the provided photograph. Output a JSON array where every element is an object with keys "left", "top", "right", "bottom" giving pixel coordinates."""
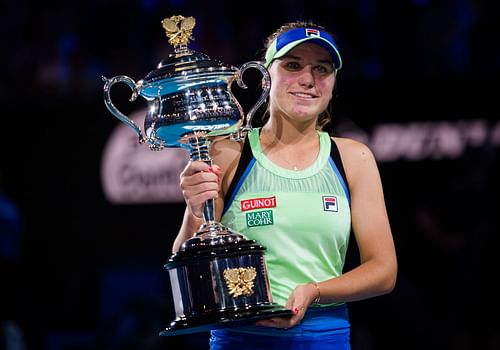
[{"left": 102, "top": 15, "right": 293, "bottom": 336}]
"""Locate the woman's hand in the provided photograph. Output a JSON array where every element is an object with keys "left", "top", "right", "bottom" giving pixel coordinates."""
[
  {"left": 179, "top": 161, "right": 222, "bottom": 219},
  {"left": 255, "top": 282, "right": 319, "bottom": 329}
]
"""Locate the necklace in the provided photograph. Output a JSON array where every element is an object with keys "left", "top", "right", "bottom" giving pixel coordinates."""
[
  {"left": 277, "top": 149, "right": 303, "bottom": 171},
  {"left": 283, "top": 158, "right": 299, "bottom": 171},
  {"left": 260, "top": 129, "right": 317, "bottom": 171}
]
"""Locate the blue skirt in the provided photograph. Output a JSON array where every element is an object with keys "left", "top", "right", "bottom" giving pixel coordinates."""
[{"left": 210, "top": 304, "right": 350, "bottom": 350}]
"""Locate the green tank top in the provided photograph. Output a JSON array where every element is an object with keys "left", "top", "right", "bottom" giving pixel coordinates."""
[{"left": 221, "top": 128, "right": 351, "bottom": 307}]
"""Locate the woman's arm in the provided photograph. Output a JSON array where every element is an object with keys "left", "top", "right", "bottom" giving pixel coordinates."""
[
  {"left": 317, "top": 137, "right": 397, "bottom": 303},
  {"left": 171, "top": 159, "right": 220, "bottom": 252},
  {"left": 171, "top": 136, "right": 243, "bottom": 253}
]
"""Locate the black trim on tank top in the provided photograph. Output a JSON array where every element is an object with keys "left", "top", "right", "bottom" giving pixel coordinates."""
[
  {"left": 330, "top": 137, "right": 349, "bottom": 191},
  {"left": 224, "top": 134, "right": 253, "bottom": 205}
]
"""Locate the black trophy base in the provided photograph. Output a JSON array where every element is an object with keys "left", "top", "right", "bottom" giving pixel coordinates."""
[{"left": 159, "top": 304, "right": 294, "bottom": 336}]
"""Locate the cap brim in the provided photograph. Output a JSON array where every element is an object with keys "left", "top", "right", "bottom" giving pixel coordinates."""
[{"left": 273, "top": 37, "right": 342, "bottom": 71}]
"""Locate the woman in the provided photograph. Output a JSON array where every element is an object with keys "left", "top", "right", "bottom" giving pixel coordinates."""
[{"left": 172, "top": 20, "right": 397, "bottom": 350}]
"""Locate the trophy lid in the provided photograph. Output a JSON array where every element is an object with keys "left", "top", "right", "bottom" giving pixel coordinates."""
[{"left": 140, "top": 15, "right": 237, "bottom": 88}]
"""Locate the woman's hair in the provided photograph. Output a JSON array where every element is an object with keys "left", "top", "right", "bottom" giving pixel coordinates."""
[{"left": 259, "top": 20, "right": 338, "bottom": 131}]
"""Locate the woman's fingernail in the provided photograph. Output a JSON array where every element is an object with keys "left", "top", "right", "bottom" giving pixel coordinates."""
[
  {"left": 213, "top": 165, "right": 222, "bottom": 174},
  {"left": 293, "top": 307, "right": 299, "bottom": 314}
]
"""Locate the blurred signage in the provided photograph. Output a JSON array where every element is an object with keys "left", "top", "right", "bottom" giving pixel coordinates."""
[
  {"left": 341, "top": 119, "right": 499, "bottom": 162},
  {"left": 101, "top": 115, "right": 499, "bottom": 204},
  {"left": 100, "top": 110, "right": 189, "bottom": 204}
]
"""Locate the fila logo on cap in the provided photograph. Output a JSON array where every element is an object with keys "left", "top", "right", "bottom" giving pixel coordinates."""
[{"left": 305, "top": 28, "right": 320, "bottom": 37}]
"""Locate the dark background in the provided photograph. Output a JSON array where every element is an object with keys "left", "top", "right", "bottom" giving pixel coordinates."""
[{"left": 1, "top": 1, "right": 499, "bottom": 349}]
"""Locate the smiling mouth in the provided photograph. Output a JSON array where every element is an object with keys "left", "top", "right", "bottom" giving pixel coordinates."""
[{"left": 290, "top": 92, "right": 317, "bottom": 99}]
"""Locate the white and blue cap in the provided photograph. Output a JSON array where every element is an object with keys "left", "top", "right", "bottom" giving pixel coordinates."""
[{"left": 264, "top": 27, "right": 342, "bottom": 72}]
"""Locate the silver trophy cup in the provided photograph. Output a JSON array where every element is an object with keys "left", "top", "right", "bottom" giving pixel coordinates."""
[{"left": 102, "top": 15, "right": 292, "bottom": 335}]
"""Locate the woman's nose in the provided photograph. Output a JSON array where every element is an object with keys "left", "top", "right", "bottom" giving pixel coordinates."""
[{"left": 298, "top": 66, "right": 315, "bottom": 87}]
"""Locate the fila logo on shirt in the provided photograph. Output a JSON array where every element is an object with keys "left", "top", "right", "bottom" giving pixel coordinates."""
[
  {"left": 305, "top": 28, "right": 320, "bottom": 37},
  {"left": 323, "top": 196, "right": 338, "bottom": 212}
]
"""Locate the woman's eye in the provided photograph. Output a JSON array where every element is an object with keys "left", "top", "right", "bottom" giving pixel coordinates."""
[
  {"left": 285, "top": 61, "right": 301, "bottom": 70},
  {"left": 315, "top": 65, "right": 331, "bottom": 74}
]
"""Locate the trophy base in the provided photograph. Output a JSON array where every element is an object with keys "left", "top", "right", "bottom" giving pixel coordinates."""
[
  {"left": 159, "top": 304, "right": 293, "bottom": 336},
  {"left": 164, "top": 220, "right": 293, "bottom": 336}
]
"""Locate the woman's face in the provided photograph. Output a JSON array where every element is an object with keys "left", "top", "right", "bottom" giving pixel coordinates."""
[{"left": 268, "top": 42, "right": 335, "bottom": 124}]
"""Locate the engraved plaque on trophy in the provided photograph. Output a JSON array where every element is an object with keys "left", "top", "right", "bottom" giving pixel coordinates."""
[{"left": 102, "top": 15, "right": 293, "bottom": 335}]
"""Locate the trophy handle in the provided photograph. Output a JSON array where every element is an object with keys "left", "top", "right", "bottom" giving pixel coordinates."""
[
  {"left": 233, "top": 61, "right": 271, "bottom": 134},
  {"left": 102, "top": 75, "right": 146, "bottom": 144}
]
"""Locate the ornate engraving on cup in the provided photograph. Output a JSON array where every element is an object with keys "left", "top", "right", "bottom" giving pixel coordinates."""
[{"left": 223, "top": 267, "right": 257, "bottom": 297}]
